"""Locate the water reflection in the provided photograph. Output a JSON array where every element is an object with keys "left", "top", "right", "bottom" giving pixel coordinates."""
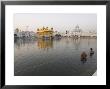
[
  {"left": 14, "top": 38, "right": 37, "bottom": 49},
  {"left": 81, "top": 58, "right": 87, "bottom": 64},
  {"left": 14, "top": 38, "right": 97, "bottom": 76},
  {"left": 37, "top": 39, "right": 53, "bottom": 50},
  {"left": 72, "top": 38, "right": 81, "bottom": 50}
]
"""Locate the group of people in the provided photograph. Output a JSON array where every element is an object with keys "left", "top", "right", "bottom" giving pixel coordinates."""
[{"left": 80, "top": 48, "right": 94, "bottom": 63}]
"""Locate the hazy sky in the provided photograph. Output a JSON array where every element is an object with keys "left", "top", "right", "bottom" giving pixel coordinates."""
[{"left": 14, "top": 13, "right": 97, "bottom": 32}]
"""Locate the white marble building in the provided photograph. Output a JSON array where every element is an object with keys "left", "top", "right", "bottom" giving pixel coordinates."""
[{"left": 14, "top": 28, "right": 36, "bottom": 38}]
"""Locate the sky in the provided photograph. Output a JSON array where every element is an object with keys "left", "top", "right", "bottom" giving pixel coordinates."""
[{"left": 14, "top": 13, "right": 97, "bottom": 33}]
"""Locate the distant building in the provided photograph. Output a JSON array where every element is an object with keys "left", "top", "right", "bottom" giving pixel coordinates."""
[
  {"left": 80, "top": 31, "right": 97, "bottom": 38},
  {"left": 14, "top": 28, "right": 36, "bottom": 38},
  {"left": 36, "top": 26, "right": 54, "bottom": 39},
  {"left": 14, "top": 28, "right": 22, "bottom": 37},
  {"left": 71, "top": 25, "right": 97, "bottom": 38},
  {"left": 71, "top": 25, "right": 82, "bottom": 37}
]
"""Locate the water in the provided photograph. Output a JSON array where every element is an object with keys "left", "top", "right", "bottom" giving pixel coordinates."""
[{"left": 14, "top": 37, "right": 97, "bottom": 76}]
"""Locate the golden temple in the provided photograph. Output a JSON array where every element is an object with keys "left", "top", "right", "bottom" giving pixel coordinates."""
[{"left": 37, "top": 26, "right": 54, "bottom": 39}]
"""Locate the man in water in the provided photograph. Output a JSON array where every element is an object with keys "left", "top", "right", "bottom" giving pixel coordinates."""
[
  {"left": 90, "top": 48, "right": 94, "bottom": 57},
  {"left": 81, "top": 52, "right": 87, "bottom": 63}
]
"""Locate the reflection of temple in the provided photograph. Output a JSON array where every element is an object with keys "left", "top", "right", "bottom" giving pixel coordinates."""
[
  {"left": 73, "top": 38, "right": 80, "bottom": 50},
  {"left": 37, "top": 27, "right": 54, "bottom": 39},
  {"left": 37, "top": 39, "right": 53, "bottom": 49},
  {"left": 14, "top": 37, "right": 37, "bottom": 49}
]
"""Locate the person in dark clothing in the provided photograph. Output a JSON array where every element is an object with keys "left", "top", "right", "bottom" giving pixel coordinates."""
[{"left": 90, "top": 48, "right": 94, "bottom": 57}]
